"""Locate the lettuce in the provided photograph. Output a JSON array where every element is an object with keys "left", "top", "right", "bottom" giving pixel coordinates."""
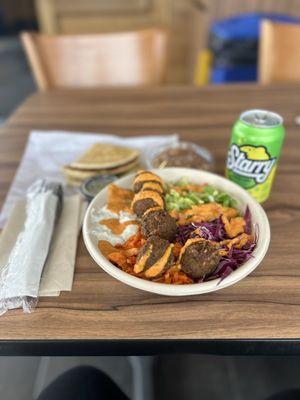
[{"left": 165, "top": 184, "right": 237, "bottom": 212}]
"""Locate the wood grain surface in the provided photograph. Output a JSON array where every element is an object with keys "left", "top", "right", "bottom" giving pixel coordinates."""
[{"left": 0, "top": 84, "right": 300, "bottom": 340}]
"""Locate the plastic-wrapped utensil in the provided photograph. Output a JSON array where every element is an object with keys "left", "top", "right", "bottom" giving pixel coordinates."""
[{"left": 0, "top": 179, "right": 63, "bottom": 315}]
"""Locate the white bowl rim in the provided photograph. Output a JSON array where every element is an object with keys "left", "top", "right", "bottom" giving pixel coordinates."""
[{"left": 83, "top": 167, "right": 270, "bottom": 296}]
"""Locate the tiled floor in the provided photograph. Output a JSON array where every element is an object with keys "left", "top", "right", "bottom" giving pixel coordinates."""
[
  {"left": 0, "top": 357, "right": 40, "bottom": 400},
  {"left": 1, "top": 355, "right": 300, "bottom": 399},
  {"left": 0, "top": 356, "right": 133, "bottom": 400},
  {"left": 155, "top": 355, "right": 300, "bottom": 400}
]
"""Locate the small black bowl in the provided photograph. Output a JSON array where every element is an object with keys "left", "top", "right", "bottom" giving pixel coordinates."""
[{"left": 80, "top": 174, "right": 117, "bottom": 202}]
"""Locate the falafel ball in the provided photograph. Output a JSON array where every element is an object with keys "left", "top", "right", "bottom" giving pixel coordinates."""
[
  {"left": 133, "top": 171, "right": 163, "bottom": 193},
  {"left": 139, "top": 181, "right": 164, "bottom": 194},
  {"left": 134, "top": 235, "right": 174, "bottom": 279},
  {"left": 132, "top": 190, "right": 164, "bottom": 217},
  {"left": 179, "top": 238, "right": 221, "bottom": 279},
  {"left": 141, "top": 208, "right": 177, "bottom": 241}
]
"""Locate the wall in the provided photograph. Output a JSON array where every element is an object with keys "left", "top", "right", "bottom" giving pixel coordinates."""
[{"left": 0, "top": 0, "right": 36, "bottom": 32}]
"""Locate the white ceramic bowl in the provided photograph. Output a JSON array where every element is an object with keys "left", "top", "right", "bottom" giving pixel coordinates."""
[{"left": 83, "top": 168, "right": 270, "bottom": 296}]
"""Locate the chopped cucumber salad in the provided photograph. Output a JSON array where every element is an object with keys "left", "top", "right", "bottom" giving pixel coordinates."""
[{"left": 165, "top": 180, "right": 237, "bottom": 211}]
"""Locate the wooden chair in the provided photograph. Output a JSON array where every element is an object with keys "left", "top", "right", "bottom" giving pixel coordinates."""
[
  {"left": 21, "top": 28, "right": 169, "bottom": 90},
  {"left": 259, "top": 20, "right": 300, "bottom": 84}
]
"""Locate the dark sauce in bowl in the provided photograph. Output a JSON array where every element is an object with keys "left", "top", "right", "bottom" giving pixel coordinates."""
[{"left": 148, "top": 142, "right": 214, "bottom": 170}]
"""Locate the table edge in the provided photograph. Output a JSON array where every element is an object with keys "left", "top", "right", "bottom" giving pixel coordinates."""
[{"left": 1, "top": 339, "right": 300, "bottom": 356}]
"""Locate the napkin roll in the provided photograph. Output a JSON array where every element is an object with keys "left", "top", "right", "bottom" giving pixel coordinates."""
[{"left": 0, "top": 180, "right": 63, "bottom": 315}]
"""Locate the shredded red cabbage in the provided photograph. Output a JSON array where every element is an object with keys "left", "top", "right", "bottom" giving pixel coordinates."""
[
  {"left": 244, "top": 206, "right": 252, "bottom": 235},
  {"left": 211, "top": 240, "right": 256, "bottom": 283},
  {"left": 176, "top": 216, "right": 227, "bottom": 245},
  {"left": 176, "top": 206, "right": 256, "bottom": 282}
]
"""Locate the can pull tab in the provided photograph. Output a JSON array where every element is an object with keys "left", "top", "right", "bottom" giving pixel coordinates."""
[
  {"left": 254, "top": 112, "right": 268, "bottom": 126},
  {"left": 240, "top": 109, "right": 283, "bottom": 127}
]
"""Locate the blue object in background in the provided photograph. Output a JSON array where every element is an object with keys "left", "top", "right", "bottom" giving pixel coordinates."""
[
  {"left": 209, "top": 13, "right": 300, "bottom": 84},
  {"left": 211, "top": 65, "right": 257, "bottom": 84},
  {"left": 211, "top": 13, "right": 300, "bottom": 41}
]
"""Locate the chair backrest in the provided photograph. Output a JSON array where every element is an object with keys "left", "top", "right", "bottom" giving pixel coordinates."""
[
  {"left": 21, "top": 28, "right": 169, "bottom": 90},
  {"left": 259, "top": 20, "right": 300, "bottom": 84}
]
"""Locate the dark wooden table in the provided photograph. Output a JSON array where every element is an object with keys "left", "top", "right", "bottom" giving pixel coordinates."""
[{"left": 0, "top": 85, "right": 300, "bottom": 355}]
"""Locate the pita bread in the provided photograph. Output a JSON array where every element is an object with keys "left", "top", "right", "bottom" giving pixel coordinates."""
[
  {"left": 70, "top": 143, "right": 140, "bottom": 170},
  {"left": 66, "top": 163, "right": 140, "bottom": 187},
  {"left": 63, "top": 159, "right": 140, "bottom": 180}
]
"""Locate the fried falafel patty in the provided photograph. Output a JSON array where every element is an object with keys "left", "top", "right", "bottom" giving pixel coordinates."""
[
  {"left": 141, "top": 208, "right": 177, "bottom": 241},
  {"left": 132, "top": 190, "right": 164, "bottom": 217},
  {"left": 134, "top": 235, "right": 174, "bottom": 279},
  {"left": 179, "top": 238, "right": 221, "bottom": 279},
  {"left": 139, "top": 181, "right": 164, "bottom": 194},
  {"left": 133, "top": 171, "right": 164, "bottom": 193}
]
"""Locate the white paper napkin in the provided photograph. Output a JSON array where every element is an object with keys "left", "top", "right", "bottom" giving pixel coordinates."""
[{"left": 0, "top": 195, "right": 84, "bottom": 297}]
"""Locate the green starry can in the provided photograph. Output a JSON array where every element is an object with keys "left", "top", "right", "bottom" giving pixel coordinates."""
[{"left": 226, "top": 109, "right": 285, "bottom": 203}]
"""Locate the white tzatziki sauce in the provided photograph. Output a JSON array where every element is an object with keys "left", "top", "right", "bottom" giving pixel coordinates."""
[{"left": 91, "top": 206, "right": 138, "bottom": 246}]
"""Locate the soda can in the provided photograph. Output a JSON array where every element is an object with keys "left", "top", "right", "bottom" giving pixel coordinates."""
[{"left": 226, "top": 109, "right": 285, "bottom": 203}]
